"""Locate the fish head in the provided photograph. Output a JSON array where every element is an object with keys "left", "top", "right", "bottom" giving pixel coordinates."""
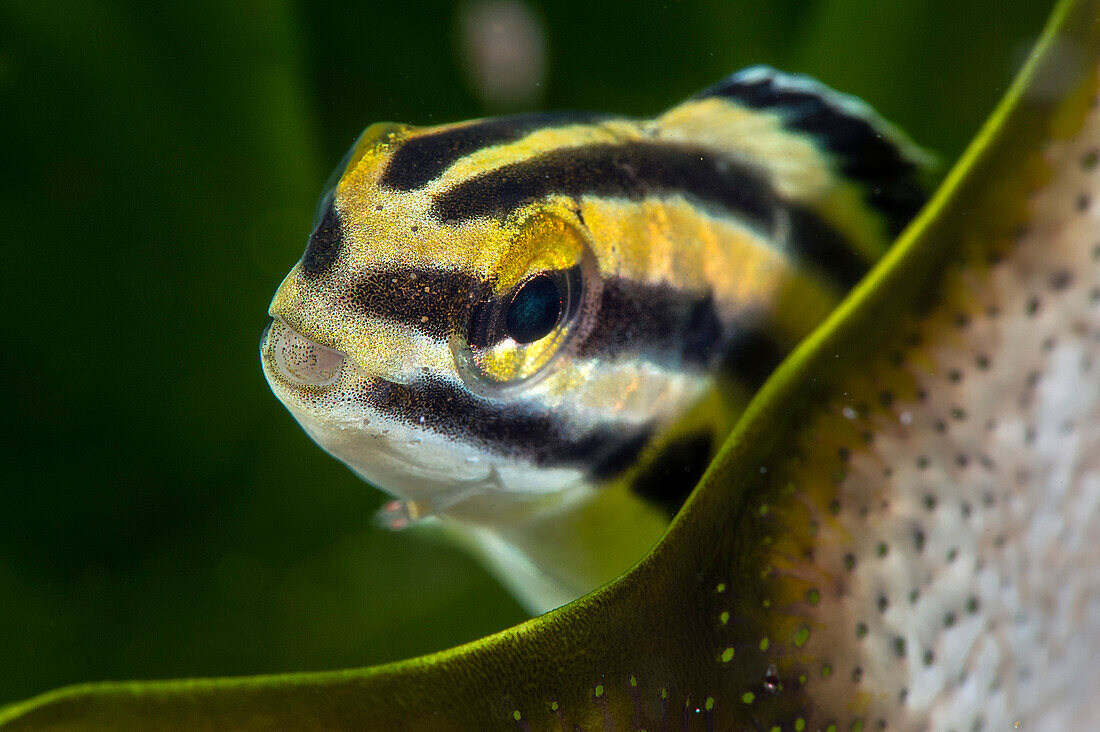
[{"left": 260, "top": 121, "right": 703, "bottom": 526}]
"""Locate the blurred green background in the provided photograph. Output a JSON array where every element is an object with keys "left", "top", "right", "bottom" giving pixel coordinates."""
[{"left": 0, "top": 0, "right": 1052, "bottom": 705}]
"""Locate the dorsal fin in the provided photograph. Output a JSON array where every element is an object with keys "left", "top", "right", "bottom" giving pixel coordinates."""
[{"left": 692, "top": 65, "right": 931, "bottom": 237}]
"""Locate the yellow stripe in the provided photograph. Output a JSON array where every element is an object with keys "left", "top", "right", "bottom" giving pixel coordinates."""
[
  {"left": 658, "top": 96, "right": 896, "bottom": 262},
  {"left": 656, "top": 97, "right": 834, "bottom": 200},
  {"left": 426, "top": 120, "right": 636, "bottom": 194}
]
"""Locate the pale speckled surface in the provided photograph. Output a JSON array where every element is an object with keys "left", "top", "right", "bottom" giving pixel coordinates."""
[{"left": 807, "top": 75, "right": 1100, "bottom": 730}]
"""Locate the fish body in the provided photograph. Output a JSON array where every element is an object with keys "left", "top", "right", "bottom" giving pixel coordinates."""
[{"left": 260, "top": 67, "right": 927, "bottom": 612}]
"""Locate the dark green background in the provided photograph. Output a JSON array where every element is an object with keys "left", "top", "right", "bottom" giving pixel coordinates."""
[{"left": 0, "top": 0, "right": 1051, "bottom": 705}]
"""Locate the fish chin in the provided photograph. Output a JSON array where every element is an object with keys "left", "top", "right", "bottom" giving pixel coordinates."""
[
  {"left": 299, "top": 415, "right": 494, "bottom": 500},
  {"left": 298, "top": 415, "right": 585, "bottom": 528}
]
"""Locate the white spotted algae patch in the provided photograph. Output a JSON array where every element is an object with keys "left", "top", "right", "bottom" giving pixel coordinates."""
[{"left": 3, "top": 0, "right": 1100, "bottom": 728}]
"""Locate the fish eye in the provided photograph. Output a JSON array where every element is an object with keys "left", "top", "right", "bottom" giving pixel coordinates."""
[
  {"left": 454, "top": 263, "right": 590, "bottom": 391},
  {"left": 505, "top": 274, "right": 563, "bottom": 344},
  {"left": 450, "top": 208, "right": 602, "bottom": 393}
]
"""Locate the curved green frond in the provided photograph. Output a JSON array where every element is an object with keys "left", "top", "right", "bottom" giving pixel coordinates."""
[{"left": 4, "top": 0, "right": 1100, "bottom": 728}]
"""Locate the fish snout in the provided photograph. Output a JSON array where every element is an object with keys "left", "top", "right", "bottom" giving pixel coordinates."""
[{"left": 261, "top": 318, "right": 345, "bottom": 387}]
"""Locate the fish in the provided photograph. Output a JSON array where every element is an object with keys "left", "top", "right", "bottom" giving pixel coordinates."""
[{"left": 259, "top": 66, "right": 929, "bottom": 613}]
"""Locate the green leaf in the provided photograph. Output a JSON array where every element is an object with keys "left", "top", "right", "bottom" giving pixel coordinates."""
[{"left": 5, "top": 0, "right": 1100, "bottom": 728}]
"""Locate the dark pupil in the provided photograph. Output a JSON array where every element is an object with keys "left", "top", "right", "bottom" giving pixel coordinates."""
[{"left": 505, "top": 274, "right": 563, "bottom": 344}]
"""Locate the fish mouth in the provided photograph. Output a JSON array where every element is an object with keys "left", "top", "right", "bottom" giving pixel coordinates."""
[
  {"left": 259, "top": 318, "right": 503, "bottom": 515},
  {"left": 260, "top": 317, "right": 347, "bottom": 388}
]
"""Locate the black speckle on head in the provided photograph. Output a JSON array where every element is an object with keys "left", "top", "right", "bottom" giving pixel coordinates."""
[
  {"left": 630, "top": 432, "right": 713, "bottom": 516},
  {"left": 349, "top": 267, "right": 480, "bottom": 340},
  {"left": 301, "top": 205, "right": 344, "bottom": 278}
]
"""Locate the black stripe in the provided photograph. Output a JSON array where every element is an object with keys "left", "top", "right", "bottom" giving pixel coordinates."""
[
  {"left": 300, "top": 205, "right": 344, "bottom": 278},
  {"left": 346, "top": 266, "right": 796, "bottom": 392},
  {"left": 590, "top": 430, "right": 653, "bottom": 479},
  {"left": 631, "top": 432, "right": 713, "bottom": 517},
  {"left": 380, "top": 112, "right": 613, "bottom": 191},
  {"left": 577, "top": 280, "right": 727, "bottom": 369},
  {"left": 696, "top": 71, "right": 926, "bottom": 236},
  {"left": 575, "top": 279, "right": 795, "bottom": 390},
  {"left": 348, "top": 266, "right": 732, "bottom": 369},
  {"left": 719, "top": 325, "right": 788, "bottom": 390},
  {"left": 361, "top": 375, "right": 652, "bottom": 476},
  {"left": 431, "top": 141, "right": 870, "bottom": 288},
  {"left": 431, "top": 141, "right": 779, "bottom": 229},
  {"left": 349, "top": 268, "right": 480, "bottom": 340},
  {"left": 787, "top": 207, "right": 872, "bottom": 289}
]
